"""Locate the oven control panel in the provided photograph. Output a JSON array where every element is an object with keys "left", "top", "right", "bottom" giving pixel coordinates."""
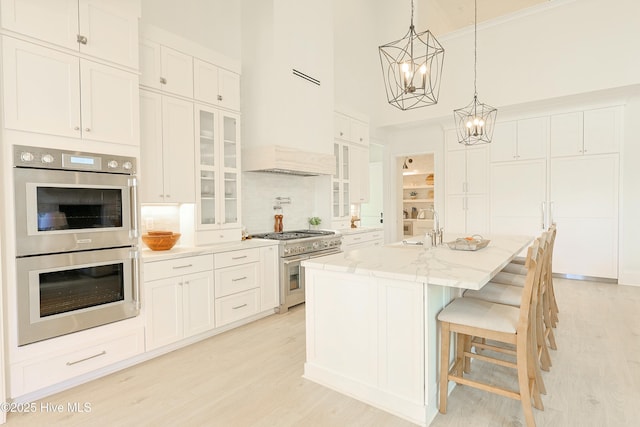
[
  {"left": 282, "top": 237, "right": 342, "bottom": 256},
  {"left": 14, "top": 145, "right": 136, "bottom": 175}
]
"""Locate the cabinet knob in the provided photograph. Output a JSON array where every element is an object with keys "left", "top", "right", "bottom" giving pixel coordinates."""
[
  {"left": 217, "top": 95, "right": 223, "bottom": 101},
  {"left": 76, "top": 34, "right": 88, "bottom": 45},
  {"left": 84, "top": 128, "right": 91, "bottom": 132},
  {"left": 160, "top": 77, "right": 167, "bottom": 85},
  {"left": 74, "top": 126, "right": 80, "bottom": 130}
]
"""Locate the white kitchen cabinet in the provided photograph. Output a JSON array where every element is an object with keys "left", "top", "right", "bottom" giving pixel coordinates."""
[
  {"left": 214, "top": 248, "right": 260, "bottom": 327},
  {"left": 260, "top": 245, "right": 279, "bottom": 311},
  {"left": 490, "top": 160, "right": 547, "bottom": 237},
  {"left": 491, "top": 117, "right": 547, "bottom": 162},
  {"left": 195, "top": 104, "right": 241, "bottom": 230},
  {"left": 341, "top": 229, "right": 383, "bottom": 251},
  {"left": 445, "top": 145, "right": 489, "bottom": 234},
  {"left": 0, "top": 0, "right": 139, "bottom": 68},
  {"left": 144, "top": 254, "right": 215, "bottom": 350},
  {"left": 332, "top": 141, "right": 351, "bottom": 219},
  {"left": 550, "top": 106, "right": 621, "bottom": 157},
  {"left": 139, "top": 90, "right": 195, "bottom": 203},
  {"left": 194, "top": 58, "right": 240, "bottom": 111},
  {"left": 550, "top": 154, "right": 619, "bottom": 278},
  {"left": 2, "top": 37, "right": 139, "bottom": 145},
  {"left": 139, "top": 40, "right": 193, "bottom": 98},
  {"left": 350, "top": 144, "right": 370, "bottom": 204}
]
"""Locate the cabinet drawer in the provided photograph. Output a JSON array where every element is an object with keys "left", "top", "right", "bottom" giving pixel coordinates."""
[
  {"left": 214, "top": 248, "right": 259, "bottom": 269},
  {"left": 11, "top": 328, "right": 144, "bottom": 397},
  {"left": 215, "top": 289, "right": 260, "bottom": 327},
  {"left": 144, "top": 254, "right": 213, "bottom": 282},
  {"left": 215, "top": 263, "right": 258, "bottom": 298}
]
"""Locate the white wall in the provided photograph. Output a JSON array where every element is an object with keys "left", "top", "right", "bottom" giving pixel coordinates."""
[{"left": 140, "top": 0, "right": 241, "bottom": 62}]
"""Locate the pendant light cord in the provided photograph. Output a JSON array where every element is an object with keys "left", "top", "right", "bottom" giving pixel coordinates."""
[{"left": 474, "top": 0, "right": 478, "bottom": 98}]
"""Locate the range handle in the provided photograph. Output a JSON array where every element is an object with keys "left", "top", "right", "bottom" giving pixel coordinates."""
[{"left": 129, "top": 177, "right": 139, "bottom": 239}]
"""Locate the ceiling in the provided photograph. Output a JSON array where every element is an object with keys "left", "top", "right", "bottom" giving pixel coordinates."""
[{"left": 420, "top": 0, "right": 550, "bottom": 35}]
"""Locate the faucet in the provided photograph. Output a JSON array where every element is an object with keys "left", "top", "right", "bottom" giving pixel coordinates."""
[
  {"left": 427, "top": 206, "right": 443, "bottom": 247},
  {"left": 431, "top": 206, "right": 439, "bottom": 231}
]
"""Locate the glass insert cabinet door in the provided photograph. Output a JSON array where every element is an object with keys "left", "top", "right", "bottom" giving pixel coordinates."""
[{"left": 195, "top": 104, "right": 240, "bottom": 229}]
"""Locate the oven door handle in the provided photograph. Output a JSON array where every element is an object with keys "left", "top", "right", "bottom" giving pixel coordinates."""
[
  {"left": 129, "top": 177, "right": 139, "bottom": 239},
  {"left": 131, "top": 249, "right": 141, "bottom": 310}
]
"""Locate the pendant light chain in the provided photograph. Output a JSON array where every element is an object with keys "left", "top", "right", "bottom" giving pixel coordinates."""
[{"left": 473, "top": 0, "right": 477, "bottom": 98}]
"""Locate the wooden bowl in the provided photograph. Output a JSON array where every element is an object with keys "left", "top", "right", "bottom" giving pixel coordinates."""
[{"left": 142, "top": 232, "right": 181, "bottom": 251}]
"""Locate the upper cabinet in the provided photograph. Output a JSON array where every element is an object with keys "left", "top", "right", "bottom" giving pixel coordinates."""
[
  {"left": 194, "top": 59, "right": 240, "bottom": 111},
  {"left": 0, "top": 0, "right": 140, "bottom": 68},
  {"left": 140, "top": 40, "right": 193, "bottom": 98},
  {"left": 550, "top": 106, "right": 622, "bottom": 157},
  {"left": 491, "top": 117, "right": 548, "bottom": 162},
  {"left": 2, "top": 37, "right": 139, "bottom": 145}
]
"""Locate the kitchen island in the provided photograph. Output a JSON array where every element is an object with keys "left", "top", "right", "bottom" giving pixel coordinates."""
[{"left": 302, "top": 234, "right": 532, "bottom": 426}]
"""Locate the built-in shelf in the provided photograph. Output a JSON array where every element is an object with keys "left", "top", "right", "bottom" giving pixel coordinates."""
[
  {"left": 403, "top": 199, "right": 434, "bottom": 203},
  {"left": 403, "top": 185, "right": 434, "bottom": 190}
]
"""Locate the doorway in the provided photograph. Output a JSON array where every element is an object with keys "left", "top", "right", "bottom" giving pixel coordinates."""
[
  {"left": 399, "top": 153, "right": 435, "bottom": 238},
  {"left": 360, "top": 143, "right": 384, "bottom": 228}
]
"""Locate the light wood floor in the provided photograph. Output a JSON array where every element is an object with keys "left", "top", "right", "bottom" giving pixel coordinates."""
[{"left": 4, "top": 278, "right": 640, "bottom": 426}]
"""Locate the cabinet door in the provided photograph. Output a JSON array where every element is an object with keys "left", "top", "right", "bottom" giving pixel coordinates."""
[
  {"left": 195, "top": 105, "right": 218, "bottom": 227},
  {"left": 350, "top": 119, "right": 369, "bottom": 146},
  {"left": 2, "top": 37, "right": 81, "bottom": 138},
  {"left": 182, "top": 271, "right": 215, "bottom": 337},
  {"left": 334, "top": 112, "right": 350, "bottom": 140},
  {"left": 490, "top": 160, "right": 546, "bottom": 236},
  {"left": 162, "top": 96, "right": 195, "bottom": 203},
  {"left": 139, "top": 90, "right": 165, "bottom": 203},
  {"left": 465, "top": 195, "right": 489, "bottom": 235},
  {"left": 583, "top": 107, "right": 620, "bottom": 155},
  {"left": 221, "top": 112, "right": 240, "bottom": 227},
  {"left": 160, "top": 46, "right": 193, "bottom": 98},
  {"left": 218, "top": 68, "right": 240, "bottom": 111},
  {"left": 550, "top": 111, "right": 583, "bottom": 157},
  {"left": 146, "top": 277, "right": 183, "bottom": 350},
  {"left": 350, "top": 145, "right": 369, "bottom": 203},
  {"left": 139, "top": 39, "right": 161, "bottom": 89},
  {"left": 80, "top": 60, "right": 139, "bottom": 145},
  {"left": 550, "top": 155, "right": 619, "bottom": 278},
  {"left": 445, "top": 195, "right": 466, "bottom": 234},
  {"left": 490, "top": 121, "right": 517, "bottom": 162},
  {"left": 0, "top": 0, "right": 78, "bottom": 50},
  {"left": 78, "top": 0, "right": 139, "bottom": 68},
  {"left": 465, "top": 147, "right": 489, "bottom": 195},
  {"left": 517, "top": 117, "right": 547, "bottom": 160},
  {"left": 445, "top": 150, "right": 466, "bottom": 196},
  {"left": 260, "top": 246, "right": 279, "bottom": 311},
  {"left": 193, "top": 58, "right": 219, "bottom": 105}
]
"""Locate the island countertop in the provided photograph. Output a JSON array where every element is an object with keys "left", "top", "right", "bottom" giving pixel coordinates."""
[{"left": 302, "top": 234, "right": 533, "bottom": 290}]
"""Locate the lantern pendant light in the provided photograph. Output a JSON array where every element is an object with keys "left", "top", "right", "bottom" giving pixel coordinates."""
[
  {"left": 453, "top": 0, "right": 497, "bottom": 145},
  {"left": 379, "top": 0, "right": 445, "bottom": 111}
]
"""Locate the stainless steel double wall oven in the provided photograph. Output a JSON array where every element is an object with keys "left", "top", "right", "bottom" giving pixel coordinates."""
[{"left": 13, "top": 145, "right": 140, "bottom": 346}]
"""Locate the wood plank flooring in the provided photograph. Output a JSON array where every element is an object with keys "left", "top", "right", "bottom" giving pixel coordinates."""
[{"left": 4, "top": 278, "right": 640, "bottom": 426}]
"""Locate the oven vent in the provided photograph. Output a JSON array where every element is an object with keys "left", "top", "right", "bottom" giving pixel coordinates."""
[{"left": 292, "top": 69, "right": 320, "bottom": 86}]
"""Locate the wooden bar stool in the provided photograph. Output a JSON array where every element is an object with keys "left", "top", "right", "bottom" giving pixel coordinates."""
[{"left": 438, "top": 239, "right": 544, "bottom": 427}]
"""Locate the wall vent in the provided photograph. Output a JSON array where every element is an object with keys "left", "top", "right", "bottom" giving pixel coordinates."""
[{"left": 292, "top": 69, "right": 320, "bottom": 86}]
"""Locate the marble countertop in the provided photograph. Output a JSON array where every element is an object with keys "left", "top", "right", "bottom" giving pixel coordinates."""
[
  {"left": 335, "top": 227, "right": 383, "bottom": 235},
  {"left": 302, "top": 234, "right": 533, "bottom": 290},
  {"left": 141, "top": 238, "right": 278, "bottom": 262}
]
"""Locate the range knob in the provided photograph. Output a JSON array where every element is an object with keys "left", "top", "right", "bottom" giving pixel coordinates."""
[
  {"left": 312, "top": 241, "right": 320, "bottom": 249},
  {"left": 122, "top": 161, "right": 133, "bottom": 171},
  {"left": 20, "top": 151, "right": 35, "bottom": 162},
  {"left": 283, "top": 248, "right": 290, "bottom": 255},
  {"left": 41, "top": 154, "right": 54, "bottom": 164},
  {"left": 107, "top": 160, "right": 119, "bottom": 169}
]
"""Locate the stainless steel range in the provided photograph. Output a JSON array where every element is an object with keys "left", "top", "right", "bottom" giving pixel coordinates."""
[{"left": 251, "top": 230, "right": 342, "bottom": 313}]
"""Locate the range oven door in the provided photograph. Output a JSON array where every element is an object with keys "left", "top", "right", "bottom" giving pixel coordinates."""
[
  {"left": 16, "top": 247, "right": 140, "bottom": 346},
  {"left": 14, "top": 167, "right": 137, "bottom": 256}
]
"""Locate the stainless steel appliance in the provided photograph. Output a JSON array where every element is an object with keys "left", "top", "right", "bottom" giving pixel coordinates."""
[
  {"left": 13, "top": 145, "right": 140, "bottom": 346},
  {"left": 251, "top": 230, "right": 342, "bottom": 313}
]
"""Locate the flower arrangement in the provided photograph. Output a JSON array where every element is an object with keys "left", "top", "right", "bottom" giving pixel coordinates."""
[{"left": 409, "top": 191, "right": 418, "bottom": 199}]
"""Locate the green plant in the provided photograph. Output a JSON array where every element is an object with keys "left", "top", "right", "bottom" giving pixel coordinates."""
[
  {"left": 309, "top": 216, "right": 322, "bottom": 226},
  {"left": 409, "top": 191, "right": 418, "bottom": 197}
]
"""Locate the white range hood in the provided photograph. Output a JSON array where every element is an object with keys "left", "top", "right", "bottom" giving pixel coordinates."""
[{"left": 242, "top": 145, "right": 335, "bottom": 176}]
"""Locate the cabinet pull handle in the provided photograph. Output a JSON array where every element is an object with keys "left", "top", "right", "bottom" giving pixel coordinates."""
[
  {"left": 76, "top": 34, "right": 88, "bottom": 45},
  {"left": 232, "top": 303, "right": 247, "bottom": 310},
  {"left": 66, "top": 350, "right": 106, "bottom": 366},
  {"left": 173, "top": 264, "right": 193, "bottom": 269},
  {"left": 217, "top": 95, "right": 223, "bottom": 101},
  {"left": 232, "top": 276, "right": 247, "bottom": 282},
  {"left": 231, "top": 255, "right": 247, "bottom": 260}
]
